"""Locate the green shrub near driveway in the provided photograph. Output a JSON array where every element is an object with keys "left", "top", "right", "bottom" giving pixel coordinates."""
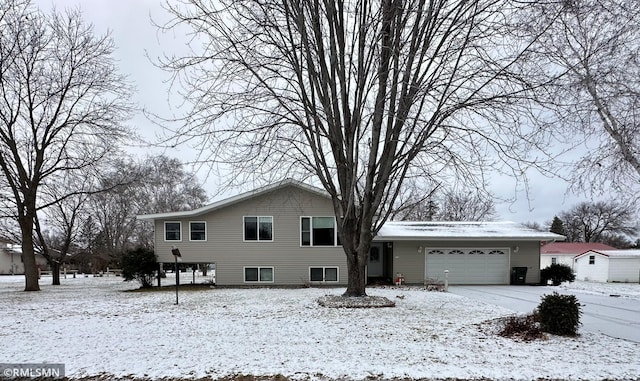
[
  {"left": 537, "top": 292, "right": 582, "bottom": 336},
  {"left": 540, "top": 263, "right": 575, "bottom": 286}
]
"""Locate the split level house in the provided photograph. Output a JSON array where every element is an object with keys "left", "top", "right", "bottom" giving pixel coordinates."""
[{"left": 137, "top": 180, "right": 565, "bottom": 286}]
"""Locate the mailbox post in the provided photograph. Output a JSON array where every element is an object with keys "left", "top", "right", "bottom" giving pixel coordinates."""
[{"left": 171, "top": 246, "right": 182, "bottom": 305}]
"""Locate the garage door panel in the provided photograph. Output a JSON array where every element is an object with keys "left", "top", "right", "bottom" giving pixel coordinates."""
[{"left": 426, "top": 248, "right": 509, "bottom": 284}]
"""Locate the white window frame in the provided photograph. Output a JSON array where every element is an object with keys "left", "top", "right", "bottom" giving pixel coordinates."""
[
  {"left": 309, "top": 266, "right": 339, "bottom": 283},
  {"left": 589, "top": 255, "right": 595, "bottom": 265},
  {"left": 243, "top": 216, "right": 274, "bottom": 242},
  {"left": 300, "top": 216, "right": 339, "bottom": 247},
  {"left": 189, "top": 221, "right": 207, "bottom": 242},
  {"left": 164, "top": 221, "right": 182, "bottom": 242},
  {"left": 551, "top": 257, "right": 557, "bottom": 265},
  {"left": 243, "top": 266, "right": 274, "bottom": 283}
]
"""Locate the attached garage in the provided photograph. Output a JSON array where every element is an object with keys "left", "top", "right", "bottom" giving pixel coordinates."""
[
  {"left": 376, "top": 221, "right": 565, "bottom": 285},
  {"left": 425, "top": 248, "right": 509, "bottom": 284}
]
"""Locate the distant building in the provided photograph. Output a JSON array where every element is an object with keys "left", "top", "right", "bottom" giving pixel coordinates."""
[
  {"left": 574, "top": 250, "right": 640, "bottom": 283},
  {"left": 0, "top": 242, "right": 48, "bottom": 275},
  {"left": 540, "top": 242, "right": 615, "bottom": 270},
  {"left": 0, "top": 242, "right": 24, "bottom": 275}
]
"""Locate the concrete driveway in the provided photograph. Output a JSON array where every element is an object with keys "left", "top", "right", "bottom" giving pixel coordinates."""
[{"left": 450, "top": 285, "right": 640, "bottom": 343}]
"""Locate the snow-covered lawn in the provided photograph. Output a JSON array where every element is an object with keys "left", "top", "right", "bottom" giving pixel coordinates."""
[
  {"left": 558, "top": 280, "right": 640, "bottom": 300},
  {"left": 1, "top": 275, "right": 639, "bottom": 380}
]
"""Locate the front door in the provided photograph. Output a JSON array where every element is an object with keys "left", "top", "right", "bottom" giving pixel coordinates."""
[{"left": 368, "top": 243, "right": 384, "bottom": 277}]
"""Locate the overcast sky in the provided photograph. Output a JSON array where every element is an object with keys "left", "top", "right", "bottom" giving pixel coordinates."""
[{"left": 31, "top": 0, "right": 590, "bottom": 226}]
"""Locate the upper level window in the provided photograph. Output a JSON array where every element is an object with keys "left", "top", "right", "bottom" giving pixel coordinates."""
[
  {"left": 244, "top": 216, "right": 273, "bottom": 241},
  {"left": 589, "top": 255, "right": 595, "bottom": 265},
  {"left": 165, "top": 222, "right": 181, "bottom": 241},
  {"left": 190, "top": 222, "right": 206, "bottom": 241},
  {"left": 551, "top": 257, "right": 557, "bottom": 265},
  {"left": 301, "top": 217, "right": 338, "bottom": 246}
]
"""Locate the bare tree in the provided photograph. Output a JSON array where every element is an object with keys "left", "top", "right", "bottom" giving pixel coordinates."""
[
  {"left": 86, "top": 155, "right": 207, "bottom": 264},
  {"left": 522, "top": 221, "right": 545, "bottom": 232},
  {"left": 523, "top": 0, "right": 640, "bottom": 196},
  {"left": 158, "top": 0, "right": 556, "bottom": 296},
  {"left": 0, "top": 0, "right": 133, "bottom": 291},
  {"left": 559, "top": 201, "right": 638, "bottom": 243},
  {"left": 34, "top": 174, "right": 91, "bottom": 285},
  {"left": 436, "top": 190, "right": 496, "bottom": 221},
  {"left": 392, "top": 185, "right": 495, "bottom": 222}
]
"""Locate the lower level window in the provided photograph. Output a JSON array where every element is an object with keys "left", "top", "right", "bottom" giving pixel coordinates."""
[
  {"left": 244, "top": 267, "right": 274, "bottom": 282},
  {"left": 310, "top": 267, "right": 338, "bottom": 282}
]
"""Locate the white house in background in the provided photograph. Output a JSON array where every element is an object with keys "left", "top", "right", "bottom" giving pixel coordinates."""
[
  {"left": 574, "top": 250, "right": 640, "bottom": 283},
  {"left": 540, "top": 242, "right": 616, "bottom": 270},
  {"left": 0, "top": 243, "right": 24, "bottom": 275},
  {"left": 137, "top": 179, "right": 565, "bottom": 286}
]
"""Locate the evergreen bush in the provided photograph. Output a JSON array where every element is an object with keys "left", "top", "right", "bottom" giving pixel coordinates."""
[
  {"left": 537, "top": 292, "right": 582, "bottom": 336},
  {"left": 122, "top": 247, "right": 157, "bottom": 288},
  {"left": 540, "top": 263, "right": 575, "bottom": 286}
]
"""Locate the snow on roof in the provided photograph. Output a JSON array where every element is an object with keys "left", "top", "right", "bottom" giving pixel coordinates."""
[
  {"left": 541, "top": 242, "right": 616, "bottom": 255},
  {"left": 575, "top": 250, "right": 640, "bottom": 259},
  {"left": 137, "top": 179, "right": 329, "bottom": 220},
  {"left": 376, "top": 221, "right": 565, "bottom": 241}
]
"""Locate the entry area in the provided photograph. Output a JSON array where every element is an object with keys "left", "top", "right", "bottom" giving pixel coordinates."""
[
  {"left": 425, "top": 248, "right": 509, "bottom": 284},
  {"left": 367, "top": 242, "right": 393, "bottom": 284}
]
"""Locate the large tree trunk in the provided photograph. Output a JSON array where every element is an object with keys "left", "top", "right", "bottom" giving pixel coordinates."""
[
  {"left": 341, "top": 217, "right": 373, "bottom": 297},
  {"left": 20, "top": 218, "right": 40, "bottom": 291},
  {"left": 52, "top": 261, "right": 61, "bottom": 286},
  {"left": 344, "top": 252, "right": 368, "bottom": 297}
]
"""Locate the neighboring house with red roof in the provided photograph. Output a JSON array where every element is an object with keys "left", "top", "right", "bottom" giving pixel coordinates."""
[
  {"left": 540, "top": 242, "right": 615, "bottom": 270},
  {"left": 574, "top": 250, "right": 640, "bottom": 283}
]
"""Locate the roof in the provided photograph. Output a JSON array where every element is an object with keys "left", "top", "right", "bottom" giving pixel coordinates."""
[
  {"left": 375, "top": 221, "right": 565, "bottom": 241},
  {"left": 575, "top": 250, "right": 640, "bottom": 260},
  {"left": 137, "top": 179, "right": 330, "bottom": 220},
  {"left": 541, "top": 242, "right": 616, "bottom": 255}
]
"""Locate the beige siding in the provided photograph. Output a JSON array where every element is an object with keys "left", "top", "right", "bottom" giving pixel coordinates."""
[
  {"left": 390, "top": 241, "right": 425, "bottom": 284},
  {"left": 510, "top": 241, "right": 541, "bottom": 284},
  {"left": 393, "top": 239, "right": 542, "bottom": 284},
  {"left": 154, "top": 185, "right": 347, "bottom": 286}
]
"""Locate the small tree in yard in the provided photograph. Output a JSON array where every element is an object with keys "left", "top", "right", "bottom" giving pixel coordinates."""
[
  {"left": 122, "top": 248, "right": 157, "bottom": 289},
  {"left": 540, "top": 264, "right": 575, "bottom": 286},
  {"left": 537, "top": 292, "right": 582, "bottom": 336}
]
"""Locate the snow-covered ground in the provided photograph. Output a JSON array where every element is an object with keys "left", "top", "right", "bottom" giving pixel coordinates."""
[
  {"left": 558, "top": 280, "right": 640, "bottom": 300},
  {"left": 1, "top": 275, "right": 639, "bottom": 380}
]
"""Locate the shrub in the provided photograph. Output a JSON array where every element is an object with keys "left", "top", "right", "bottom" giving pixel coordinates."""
[
  {"left": 540, "top": 263, "right": 575, "bottom": 286},
  {"left": 537, "top": 292, "right": 582, "bottom": 336},
  {"left": 122, "top": 247, "right": 157, "bottom": 288},
  {"left": 498, "top": 313, "right": 545, "bottom": 341}
]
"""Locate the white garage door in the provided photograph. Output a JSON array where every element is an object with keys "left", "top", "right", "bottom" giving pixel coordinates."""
[{"left": 426, "top": 248, "right": 509, "bottom": 285}]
